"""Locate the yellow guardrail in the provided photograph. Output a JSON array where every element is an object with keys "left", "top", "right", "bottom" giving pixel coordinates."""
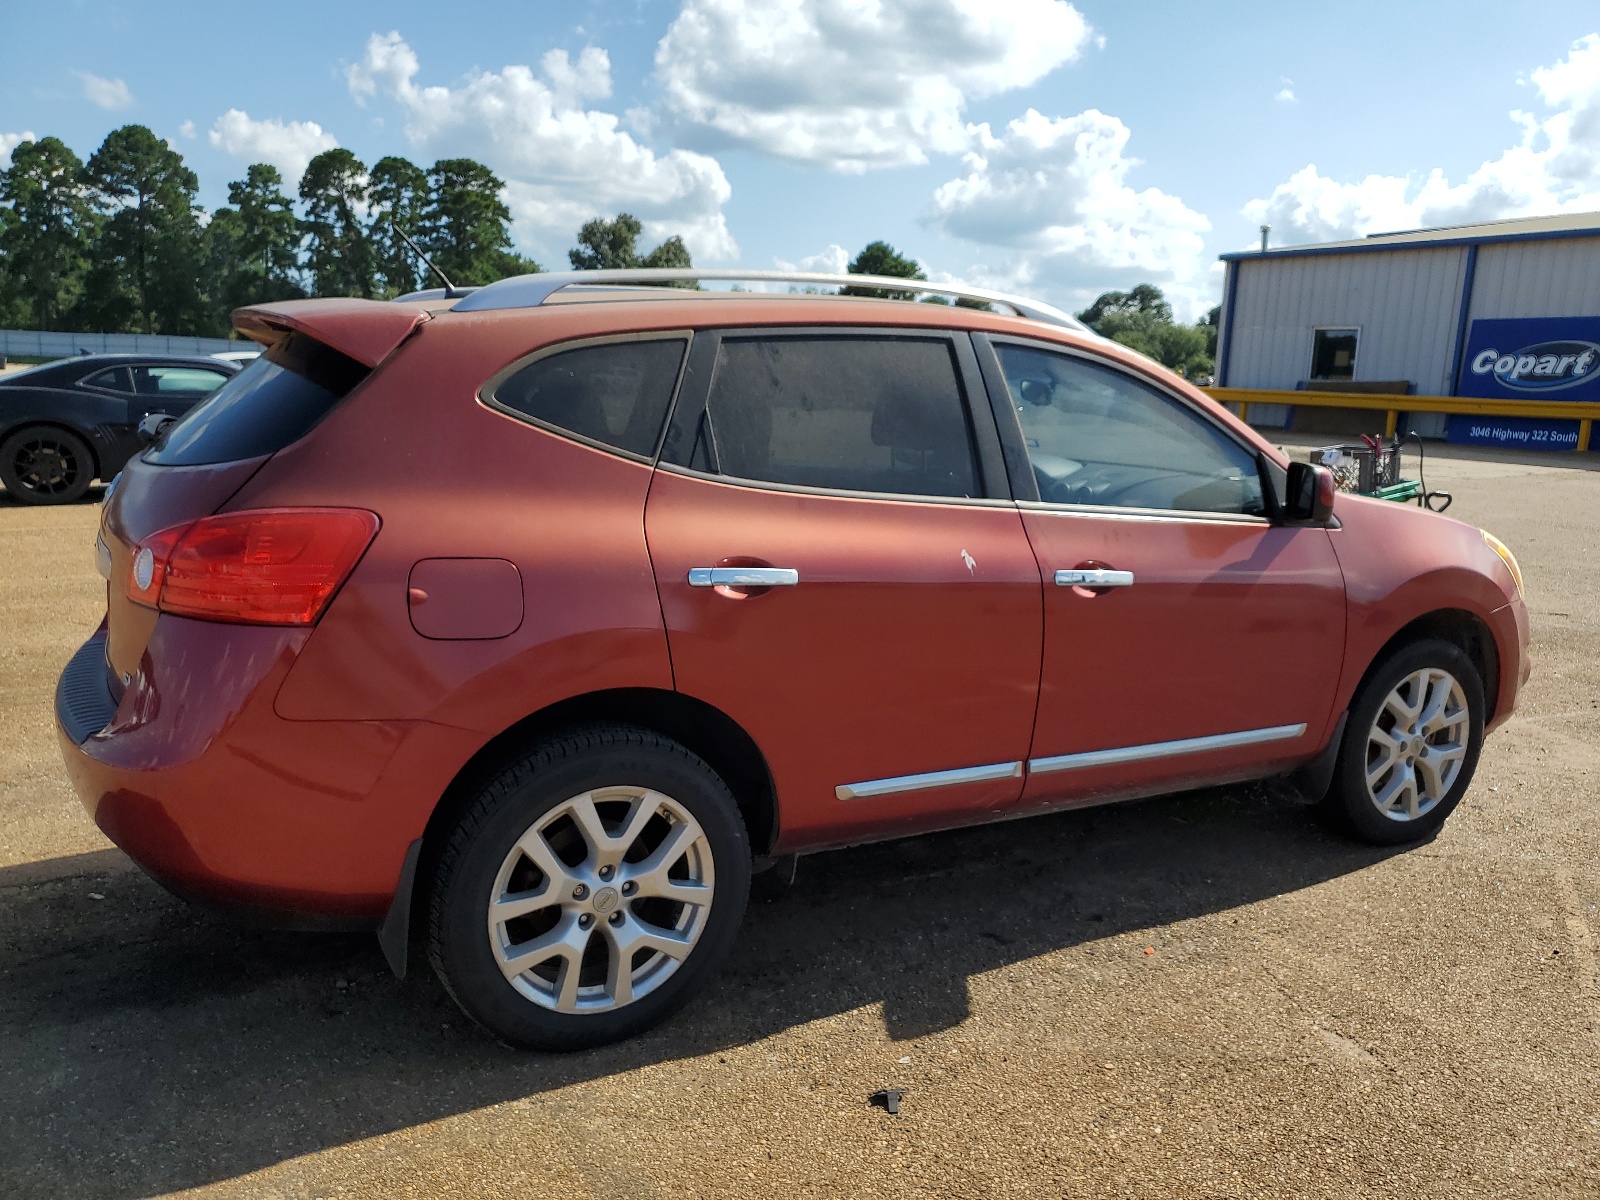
[{"left": 1203, "top": 387, "right": 1599, "bottom": 452}]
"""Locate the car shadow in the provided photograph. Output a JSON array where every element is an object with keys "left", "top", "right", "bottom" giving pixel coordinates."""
[{"left": 0, "top": 780, "right": 1401, "bottom": 1198}]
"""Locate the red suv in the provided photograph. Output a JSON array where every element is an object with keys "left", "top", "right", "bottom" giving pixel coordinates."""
[{"left": 56, "top": 270, "right": 1530, "bottom": 1049}]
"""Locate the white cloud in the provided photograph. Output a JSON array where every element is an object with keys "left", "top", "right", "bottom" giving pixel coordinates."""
[
  {"left": 1275, "top": 78, "right": 1296, "bottom": 103},
  {"left": 775, "top": 244, "right": 850, "bottom": 274},
  {"left": 929, "top": 108, "right": 1213, "bottom": 315},
  {"left": 178, "top": 120, "right": 196, "bottom": 140},
  {"left": 0, "top": 131, "right": 36, "bottom": 169},
  {"left": 655, "top": 0, "right": 1094, "bottom": 172},
  {"left": 346, "top": 31, "right": 736, "bottom": 261},
  {"left": 207, "top": 110, "right": 338, "bottom": 188},
  {"left": 77, "top": 71, "right": 134, "bottom": 111},
  {"left": 1246, "top": 33, "right": 1600, "bottom": 244}
]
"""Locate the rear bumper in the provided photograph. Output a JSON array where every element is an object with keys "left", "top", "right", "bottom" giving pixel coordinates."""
[
  {"left": 56, "top": 628, "right": 119, "bottom": 745},
  {"left": 54, "top": 618, "right": 479, "bottom": 924}
]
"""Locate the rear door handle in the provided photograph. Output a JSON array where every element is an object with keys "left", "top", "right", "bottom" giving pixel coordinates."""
[
  {"left": 688, "top": 567, "right": 800, "bottom": 587},
  {"left": 1055, "top": 568, "right": 1134, "bottom": 588}
]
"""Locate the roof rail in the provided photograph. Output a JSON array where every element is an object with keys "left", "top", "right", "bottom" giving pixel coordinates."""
[{"left": 432, "top": 268, "right": 1091, "bottom": 334}]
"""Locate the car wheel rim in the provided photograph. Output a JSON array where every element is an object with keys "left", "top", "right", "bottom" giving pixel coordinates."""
[
  {"left": 14, "top": 438, "right": 81, "bottom": 496},
  {"left": 487, "top": 786, "right": 714, "bottom": 1014},
  {"left": 1364, "top": 667, "right": 1471, "bottom": 822}
]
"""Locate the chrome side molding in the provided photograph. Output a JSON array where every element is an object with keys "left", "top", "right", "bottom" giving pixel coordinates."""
[
  {"left": 836, "top": 760, "right": 1023, "bottom": 802},
  {"left": 1055, "top": 568, "right": 1134, "bottom": 588},
  {"left": 1028, "top": 723, "right": 1307, "bottom": 775},
  {"left": 688, "top": 567, "right": 800, "bottom": 588}
]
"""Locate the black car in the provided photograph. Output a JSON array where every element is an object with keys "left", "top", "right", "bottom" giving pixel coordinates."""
[{"left": 0, "top": 354, "right": 241, "bottom": 504}]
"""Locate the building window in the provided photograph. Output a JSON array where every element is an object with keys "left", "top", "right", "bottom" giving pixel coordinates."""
[{"left": 1311, "top": 328, "right": 1359, "bottom": 380}]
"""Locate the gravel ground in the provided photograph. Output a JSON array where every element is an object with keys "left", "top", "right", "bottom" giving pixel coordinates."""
[{"left": 0, "top": 441, "right": 1596, "bottom": 1199}]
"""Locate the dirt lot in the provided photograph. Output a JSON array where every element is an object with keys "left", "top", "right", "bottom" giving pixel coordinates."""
[{"left": 2, "top": 441, "right": 1597, "bottom": 1199}]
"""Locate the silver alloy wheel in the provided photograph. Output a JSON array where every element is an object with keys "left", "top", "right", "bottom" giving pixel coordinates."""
[
  {"left": 1364, "top": 667, "right": 1471, "bottom": 822},
  {"left": 487, "top": 786, "right": 714, "bottom": 1013}
]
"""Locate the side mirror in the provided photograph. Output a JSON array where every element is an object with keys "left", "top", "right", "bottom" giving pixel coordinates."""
[
  {"left": 137, "top": 412, "right": 175, "bottom": 447},
  {"left": 1284, "top": 461, "right": 1336, "bottom": 523}
]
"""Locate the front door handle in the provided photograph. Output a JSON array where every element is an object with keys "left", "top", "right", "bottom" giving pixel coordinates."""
[
  {"left": 1055, "top": 568, "right": 1134, "bottom": 588},
  {"left": 688, "top": 567, "right": 800, "bottom": 587}
]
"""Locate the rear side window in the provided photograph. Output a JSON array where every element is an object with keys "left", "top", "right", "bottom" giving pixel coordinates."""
[
  {"left": 146, "top": 333, "right": 368, "bottom": 466},
  {"left": 489, "top": 338, "right": 686, "bottom": 459},
  {"left": 133, "top": 365, "right": 230, "bottom": 396},
  {"left": 703, "top": 336, "right": 978, "bottom": 498},
  {"left": 84, "top": 367, "right": 132, "bottom": 392}
]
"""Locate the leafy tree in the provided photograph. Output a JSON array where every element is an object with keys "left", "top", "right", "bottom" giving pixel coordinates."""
[
  {"left": 368, "top": 155, "right": 430, "bottom": 297},
  {"left": 640, "top": 233, "right": 692, "bottom": 272},
  {"left": 568, "top": 212, "right": 694, "bottom": 285},
  {"left": 1198, "top": 304, "right": 1221, "bottom": 361},
  {"left": 843, "top": 240, "right": 925, "bottom": 300},
  {"left": 569, "top": 211, "right": 645, "bottom": 270},
  {"left": 78, "top": 125, "right": 208, "bottom": 334},
  {"left": 0, "top": 137, "right": 96, "bottom": 329},
  {"left": 1076, "top": 283, "right": 1173, "bottom": 328},
  {"left": 300, "top": 148, "right": 374, "bottom": 298},
  {"left": 423, "top": 158, "right": 539, "bottom": 287},
  {"left": 1077, "top": 282, "right": 1211, "bottom": 376}
]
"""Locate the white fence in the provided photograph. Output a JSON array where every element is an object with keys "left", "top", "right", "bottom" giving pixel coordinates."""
[{"left": 0, "top": 329, "right": 247, "bottom": 359}]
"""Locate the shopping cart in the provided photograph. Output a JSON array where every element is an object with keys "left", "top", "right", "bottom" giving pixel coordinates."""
[{"left": 1308, "top": 434, "right": 1452, "bottom": 511}]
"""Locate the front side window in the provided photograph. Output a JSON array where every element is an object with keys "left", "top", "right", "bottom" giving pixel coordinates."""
[
  {"left": 997, "top": 343, "right": 1265, "bottom": 515},
  {"left": 702, "top": 336, "right": 978, "bottom": 498},
  {"left": 491, "top": 338, "right": 686, "bottom": 459},
  {"left": 1311, "top": 328, "right": 1358, "bottom": 380}
]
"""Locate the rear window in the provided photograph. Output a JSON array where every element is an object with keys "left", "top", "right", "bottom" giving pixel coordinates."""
[
  {"left": 488, "top": 337, "right": 686, "bottom": 459},
  {"left": 703, "top": 336, "right": 979, "bottom": 498},
  {"left": 145, "top": 333, "right": 369, "bottom": 466}
]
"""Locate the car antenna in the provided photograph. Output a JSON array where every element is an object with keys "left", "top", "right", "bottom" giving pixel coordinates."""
[{"left": 393, "top": 222, "right": 461, "bottom": 298}]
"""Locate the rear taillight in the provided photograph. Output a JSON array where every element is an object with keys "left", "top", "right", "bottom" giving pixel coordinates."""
[{"left": 126, "top": 508, "right": 379, "bottom": 625}]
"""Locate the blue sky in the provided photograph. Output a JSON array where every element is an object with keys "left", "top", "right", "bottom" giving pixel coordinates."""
[{"left": 4, "top": 0, "right": 1600, "bottom": 317}]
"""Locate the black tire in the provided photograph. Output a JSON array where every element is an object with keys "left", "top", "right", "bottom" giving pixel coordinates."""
[
  {"left": 428, "top": 724, "right": 751, "bottom": 1050},
  {"left": 1320, "top": 638, "right": 1485, "bottom": 845},
  {"left": 0, "top": 425, "right": 95, "bottom": 505}
]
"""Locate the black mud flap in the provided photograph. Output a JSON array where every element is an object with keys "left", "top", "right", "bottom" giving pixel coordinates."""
[{"left": 377, "top": 838, "right": 423, "bottom": 979}]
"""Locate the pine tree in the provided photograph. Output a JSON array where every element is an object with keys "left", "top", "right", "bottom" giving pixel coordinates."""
[
  {"left": 0, "top": 137, "right": 96, "bottom": 329},
  {"left": 79, "top": 125, "right": 208, "bottom": 334},
  {"left": 368, "top": 156, "right": 430, "bottom": 297},
  {"left": 300, "top": 149, "right": 374, "bottom": 298},
  {"left": 204, "top": 163, "right": 305, "bottom": 326},
  {"left": 423, "top": 158, "right": 539, "bottom": 286}
]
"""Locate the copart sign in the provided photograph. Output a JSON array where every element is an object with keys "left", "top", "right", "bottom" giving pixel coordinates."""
[
  {"left": 1449, "top": 316, "right": 1598, "bottom": 449},
  {"left": 1458, "top": 317, "right": 1600, "bottom": 400}
]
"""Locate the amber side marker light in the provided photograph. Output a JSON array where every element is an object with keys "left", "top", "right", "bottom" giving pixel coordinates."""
[
  {"left": 1480, "top": 529, "right": 1525, "bottom": 600},
  {"left": 127, "top": 508, "right": 381, "bottom": 625}
]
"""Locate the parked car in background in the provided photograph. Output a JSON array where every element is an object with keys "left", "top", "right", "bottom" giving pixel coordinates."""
[
  {"left": 56, "top": 270, "right": 1529, "bottom": 1050},
  {"left": 0, "top": 354, "right": 240, "bottom": 504}
]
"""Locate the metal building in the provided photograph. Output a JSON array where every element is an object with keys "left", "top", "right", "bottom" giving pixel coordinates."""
[{"left": 1214, "top": 212, "right": 1600, "bottom": 447}]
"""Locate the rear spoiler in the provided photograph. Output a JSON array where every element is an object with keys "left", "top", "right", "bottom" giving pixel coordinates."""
[{"left": 233, "top": 298, "right": 430, "bottom": 368}]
